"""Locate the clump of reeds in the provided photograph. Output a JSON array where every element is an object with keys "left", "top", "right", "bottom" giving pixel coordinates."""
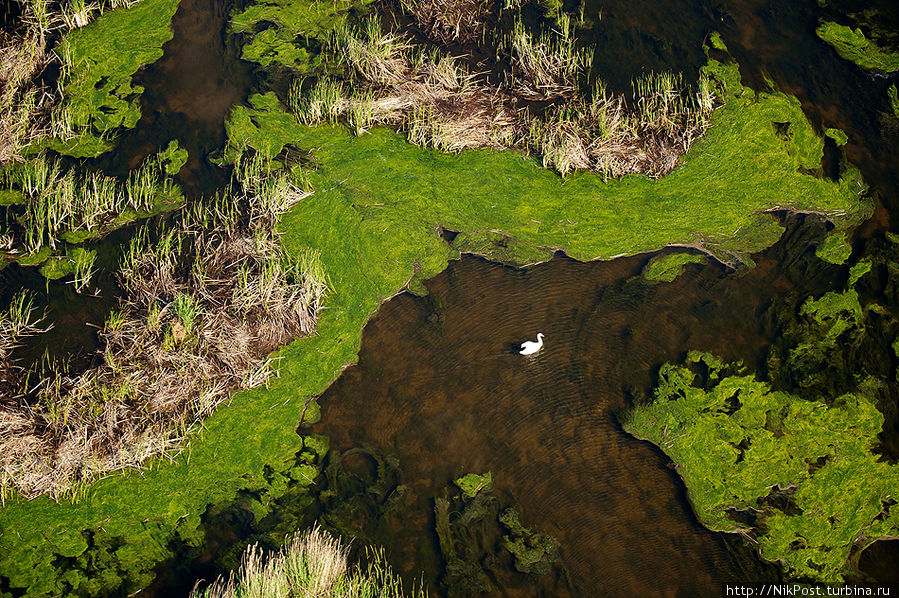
[
  {"left": 502, "top": 14, "right": 593, "bottom": 100},
  {"left": 191, "top": 525, "right": 428, "bottom": 598},
  {"left": 292, "top": 14, "right": 716, "bottom": 178},
  {"left": 293, "top": 17, "right": 519, "bottom": 151},
  {"left": 0, "top": 154, "right": 327, "bottom": 500},
  {"left": 1, "top": 151, "right": 178, "bottom": 253},
  {"left": 398, "top": 0, "right": 494, "bottom": 44}
]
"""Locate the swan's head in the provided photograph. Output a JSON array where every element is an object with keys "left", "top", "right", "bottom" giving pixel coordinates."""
[{"left": 537, "top": 333, "right": 544, "bottom": 340}]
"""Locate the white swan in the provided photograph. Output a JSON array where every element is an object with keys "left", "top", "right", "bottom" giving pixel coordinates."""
[{"left": 519, "top": 333, "right": 545, "bottom": 355}]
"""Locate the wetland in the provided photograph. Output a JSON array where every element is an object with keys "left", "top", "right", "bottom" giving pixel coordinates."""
[{"left": 0, "top": 0, "right": 898, "bottom": 595}]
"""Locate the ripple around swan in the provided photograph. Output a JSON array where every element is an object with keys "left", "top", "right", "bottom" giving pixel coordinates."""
[{"left": 314, "top": 250, "right": 822, "bottom": 596}]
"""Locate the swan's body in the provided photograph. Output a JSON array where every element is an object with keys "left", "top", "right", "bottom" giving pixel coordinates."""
[{"left": 519, "top": 333, "right": 545, "bottom": 355}]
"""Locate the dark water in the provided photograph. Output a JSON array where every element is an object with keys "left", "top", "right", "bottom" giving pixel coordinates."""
[
  {"left": 313, "top": 220, "right": 840, "bottom": 595},
  {"left": 91, "top": 0, "right": 253, "bottom": 194}
]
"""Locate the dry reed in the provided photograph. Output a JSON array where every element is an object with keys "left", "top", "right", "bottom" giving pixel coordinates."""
[
  {"left": 292, "top": 15, "right": 715, "bottom": 178},
  {"left": 0, "top": 156, "right": 327, "bottom": 501},
  {"left": 192, "top": 524, "right": 427, "bottom": 598}
]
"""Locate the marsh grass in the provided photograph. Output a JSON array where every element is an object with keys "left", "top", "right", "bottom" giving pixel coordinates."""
[
  {"left": 0, "top": 153, "right": 327, "bottom": 500},
  {"left": 292, "top": 15, "right": 714, "bottom": 178},
  {"left": 192, "top": 525, "right": 427, "bottom": 598},
  {"left": 398, "top": 0, "right": 493, "bottom": 44},
  {"left": 2, "top": 152, "right": 178, "bottom": 253}
]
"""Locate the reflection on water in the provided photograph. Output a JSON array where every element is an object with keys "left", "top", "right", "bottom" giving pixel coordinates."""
[{"left": 315, "top": 229, "right": 847, "bottom": 595}]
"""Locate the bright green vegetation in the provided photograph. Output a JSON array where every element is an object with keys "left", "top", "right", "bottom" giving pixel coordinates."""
[
  {"left": 624, "top": 351, "right": 899, "bottom": 582},
  {"left": 192, "top": 525, "right": 426, "bottom": 598},
  {"left": 38, "top": 0, "right": 182, "bottom": 157},
  {"left": 230, "top": 0, "right": 372, "bottom": 71},
  {"left": 825, "top": 127, "right": 848, "bottom": 146},
  {"left": 158, "top": 140, "right": 189, "bottom": 175},
  {"left": 642, "top": 252, "right": 706, "bottom": 283},
  {"left": 889, "top": 84, "right": 899, "bottom": 118},
  {"left": 816, "top": 231, "right": 852, "bottom": 264},
  {"left": 816, "top": 21, "right": 899, "bottom": 73},
  {"left": 0, "top": 55, "right": 872, "bottom": 598},
  {"left": 455, "top": 472, "right": 493, "bottom": 498}
]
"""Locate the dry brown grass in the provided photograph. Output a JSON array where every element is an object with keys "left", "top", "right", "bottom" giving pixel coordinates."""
[
  {"left": 398, "top": 0, "right": 494, "bottom": 44},
  {"left": 0, "top": 28, "right": 50, "bottom": 163},
  {"left": 294, "top": 16, "right": 715, "bottom": 178},
  {"left": 0, "top": 158, "right": 327, "bottom": 501},
  {"left": 192, "top": 524, "right": 428, "bottom": 598}
]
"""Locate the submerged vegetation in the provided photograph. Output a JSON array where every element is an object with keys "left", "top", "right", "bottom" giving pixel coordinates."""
[
  {"left": 624, "top": 351, "right": 899, "bottom": 581},
  {"left": 626, "top": 233, "right": 899, "bottom": 582},
  {"left": 191, "top": 525, "right": 427, "bottom": 598},
  {"left": 816, "top": 21, "right": 899, "bottom": 73}
]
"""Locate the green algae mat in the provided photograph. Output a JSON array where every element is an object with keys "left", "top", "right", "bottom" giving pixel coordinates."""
[
  {"left": 624, "top": 351, "right": 899, "bottom": 582},
  {"left": 38, "top": 0, "right": 182, "bottom": 157},
  {"left": 0, "top": 61, "right": 871, "bottom": 595}
]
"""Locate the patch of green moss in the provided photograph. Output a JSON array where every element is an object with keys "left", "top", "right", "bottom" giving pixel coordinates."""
[
  {"left": 0, "top": 189, "right": 26, "bottom": 206},
  {"left": 454, "top": 472, "right": 493, "bottom": 498},
  {"left": 0, "top": 57, "right": 871, "bottom": 597},
  {"left": 499, "top": 507, "right": 561, "bottom": 575},
  {"left": 38, "top": 256, "right": 75, "bottom": 280},
  {"left": 816, "top": 232, "right": 852, "bottom": 264},
  {"left": 624, "top": 352, "right": 899, "bottom": 582},
  {"left": 16, "top": 247, "right": 53, "bottom": 267},
  {"left": 450, "top": 230, "right": 553, "bottom": 267},
  {"left": 642, "top": 252, "right": 706, "bottom": 283},
  {"left": 158, "top": 140, "right": 188, "bottom": 175},
  {"left": 231, "top": 0, "right": 372, "bottom": 71},
  {"left": 705, "top": 213, "right": 786, "bottom": 267},
  {"left": 824, "top": 127, "right": 848, "bottom": 146},
  {"left": 848, "top": 259, "right": 871, "bottom": 286},
  {"left": 43, "top": 0, "right": 181, "bottom": 156},
  {"left": 816, "top": 21, "right": 899, "bottom": 72},
  {"left": 889, "top": 84, "right": 899, "bottom": 119}
]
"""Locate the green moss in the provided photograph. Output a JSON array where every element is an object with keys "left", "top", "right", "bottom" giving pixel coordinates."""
[
  {"left": 705, "top": 213, "right": 786, "bottom": 267},
  {"left": 38, "top": 256, "right": 75, "bottom": 280},
  {"left": 708, "top": 31, "right": 728, "bottom": 52},
  {"left": 158, "top": 140, "right": 189, "bottom": 175},
  {"left": 816, "top": 21, "right": 899, "bottom": 73},
  {"left": 454, "top": 472, "right": 493, "bottom": 498},
  {"left": 0, "top": 189, "right": 26, "bottom": 206},
  {"left": 450, "top": 230, "right": 553, "bottom": 267},
  {"left": 230, "top": 0, "right": 371, "bottom": 71},
  {"left": 624, "top": 353, "right": 899, "bottom": 581},
  {"left": 16, "top": 247, "right": 53, "bottom": 267},
  {"left": 816, "top": 232, "right": 852, "bottom": 264},
  {"left": 889, "top": 84, "right": 899, "bottom": 119},
  {"left": 642, "top": 252, "right": 706, "bottom": 283},
  {"left": 45, "top": 0, "right": 181, "bottom": 156},
  {"left": 824, "top": 127, "right": 849, "bottom": 146},
  {"left": 0, "top": 59, "right": 871, "bottom": 597},
  {"left": 499, "top": 507, "right": 561, "bottom": 575},
  {"left": 848, "top": 259, "right": 871, "bottom": 286}
]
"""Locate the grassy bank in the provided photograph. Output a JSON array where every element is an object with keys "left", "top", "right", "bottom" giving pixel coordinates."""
[{"left": 0, "top": 47, "right": 871, "bottom": 598}]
